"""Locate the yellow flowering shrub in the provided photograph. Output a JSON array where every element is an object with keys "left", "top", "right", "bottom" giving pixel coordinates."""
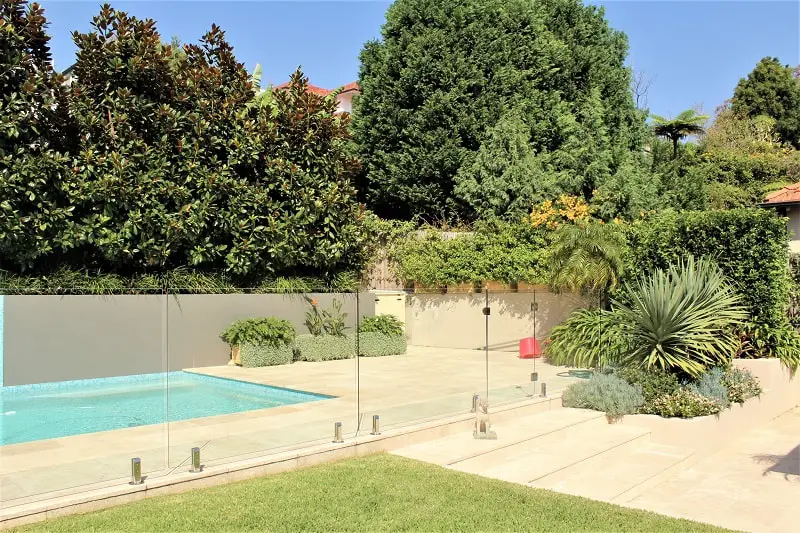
[{"left": 529, "top": 195, "right": 592, "bottom": 229}]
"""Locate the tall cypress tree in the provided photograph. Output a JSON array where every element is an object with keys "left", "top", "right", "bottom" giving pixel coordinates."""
[{"left": 351, "top": 0, "right": 647, "bottom": 221}]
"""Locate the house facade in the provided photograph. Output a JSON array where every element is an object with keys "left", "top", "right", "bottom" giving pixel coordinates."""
[
  {"left": 273, "top": 81, "right": 359, "bottom": 114},
  {"left": 762, "top": 183, "right": 800, "bottom": 252}
]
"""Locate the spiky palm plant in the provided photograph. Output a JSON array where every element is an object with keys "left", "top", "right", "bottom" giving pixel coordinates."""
[
  {"left": 547, "top": 221, "right": 626, "bottom": 299},
  {"left": 613, "top": 256, "right": 749, "bottom": 378},
  {"left": 651, "top": 110, "right": 709, "bottom": 158}
]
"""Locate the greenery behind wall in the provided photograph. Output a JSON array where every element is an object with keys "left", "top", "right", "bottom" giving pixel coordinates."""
[
  {"left": 625, "top": 209, "right": 795, "bottom": 360},
  {"left": 0, "top": 1, "right": 367, "bottom": 286}
]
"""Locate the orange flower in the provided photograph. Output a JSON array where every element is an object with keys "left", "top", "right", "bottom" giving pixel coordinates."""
[{"left": 310, "top": 298, "right": 318, "bottom": 306}]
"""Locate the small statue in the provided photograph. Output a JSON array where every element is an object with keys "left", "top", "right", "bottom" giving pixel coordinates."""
[{"left": 473, "top": 397, "right": 497, "bottom": 439}]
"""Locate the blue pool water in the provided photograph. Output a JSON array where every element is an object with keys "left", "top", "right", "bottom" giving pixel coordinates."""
[{"left": 0, "top": 372, "right": 331, "bottom": 446}]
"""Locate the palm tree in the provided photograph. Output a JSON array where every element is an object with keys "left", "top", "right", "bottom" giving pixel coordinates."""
[
  {"left": 547, "top": 221, "right": 626, "bottom": 302},
  {"left": 651, "top": 110, "right": 709, "bottom": 158}
]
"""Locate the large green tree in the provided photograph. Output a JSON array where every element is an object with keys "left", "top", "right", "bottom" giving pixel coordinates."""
[
  {"left": 732, "top": 57, "right": 800, "bottom": 148},
  {"left": 0, "top": 0, "right": 76, "bottom": 270},
  {"left": 1, "top": 2, "right": 367, "bottom": 280},
  {"left": 352, "top": 0, "right": 647, "bottom": 221}
]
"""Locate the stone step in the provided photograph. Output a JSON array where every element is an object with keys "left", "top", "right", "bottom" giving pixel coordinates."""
[
  {"left": 449, "top": 421, "right": 651, "bottom": 485},
  {"left": 529, "top": 441, "right": 696, "bottom": 503},
  {"left": 392, "top": 408, "right": 607, "bottom": 466}
]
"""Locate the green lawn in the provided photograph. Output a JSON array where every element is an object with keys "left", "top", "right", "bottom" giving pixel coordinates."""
[{"left": 14, "top": 454, "right": 731, "bottom": 532}]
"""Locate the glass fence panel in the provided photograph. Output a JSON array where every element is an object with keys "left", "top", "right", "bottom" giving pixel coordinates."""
[
  {"left": 165, "top": 290, "right": 358, "bottom": 471},
  {"left": 0, "top": 289, "right": 168, "bottom": 508},
  {"left": 486, "top": 287, "right": 598, "bottom": 407},
  {"left": 357, "top": 286, "right": 488, "bottom": 433}
]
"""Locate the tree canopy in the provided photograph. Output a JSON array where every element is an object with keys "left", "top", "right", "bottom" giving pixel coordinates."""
[
  {"left": 351, "top": 0, "right": 647, "bottom": 222},
  {"left": 732, "top": 57, "right": 800, "bottom": 148},
  {"left": 0, "top": 2, "right": 366, "bottom": 280}
]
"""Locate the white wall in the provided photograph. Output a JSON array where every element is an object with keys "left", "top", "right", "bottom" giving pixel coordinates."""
[
  {"left": 405, "top": 291, "right": 590, "bottom": 351},
  {"left": 786, "top": 206, "right": 800, "bottom": 253},
  {"left": 336, "top": 93, "right": 354, "bottom": 114}
]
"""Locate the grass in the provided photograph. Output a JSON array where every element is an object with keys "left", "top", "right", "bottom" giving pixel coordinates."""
[{"left": 13, "top": 454, "right": 731, "bottom": 532}]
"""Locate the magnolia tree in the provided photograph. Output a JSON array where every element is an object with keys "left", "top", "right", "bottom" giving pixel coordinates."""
[{"left": 0, "top": 2, "right": 367, "bottom": 280}]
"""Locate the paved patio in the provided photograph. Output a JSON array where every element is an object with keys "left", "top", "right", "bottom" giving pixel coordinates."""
[
  {"left": 0, "top": 346, "right": 579, "bottom": 508},
  {"left": 627, "top": 407, "right": 800, "bottom": 533}
]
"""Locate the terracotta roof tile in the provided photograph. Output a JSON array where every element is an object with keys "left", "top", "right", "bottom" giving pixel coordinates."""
[
  {"left": 763, "top": 183, "right": 800, "bottom": 205},
  {"left": 272, "top": 81, "right": 359, "bottom": 96}
]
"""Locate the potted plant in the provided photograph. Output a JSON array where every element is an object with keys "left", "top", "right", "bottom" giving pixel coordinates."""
[{"left": 220, "top": 317, "right": 297, "bottom": 366}]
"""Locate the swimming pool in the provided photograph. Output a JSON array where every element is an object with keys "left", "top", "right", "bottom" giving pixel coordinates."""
[{"left": 0, "top": 372, "right": 331, "bottom": 446}]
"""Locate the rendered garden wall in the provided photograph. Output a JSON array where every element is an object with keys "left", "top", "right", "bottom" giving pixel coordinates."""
[{"left": 2, "top": 294, "right": 375, "bottom": 386}]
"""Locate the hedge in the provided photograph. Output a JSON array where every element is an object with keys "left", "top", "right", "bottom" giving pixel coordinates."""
[
  {"left": 357, "top": 332, "right": 407, "bottom": 357},
  {"left": 295, "top": 334, "right": 356, "bottom": 362},
  {"left": 240, "top": 344, "right": 294, "bottom": 368},
  {"left": 626, "top": 209, "right": 790, "bottom": 330}
]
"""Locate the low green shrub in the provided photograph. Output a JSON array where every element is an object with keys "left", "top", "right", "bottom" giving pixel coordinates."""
[
  {"left": 220, "top": 318, "right": 296, "bottom": 347},
  {"left": 642, "top": 389, "right": 722, "bottom": 418},
  {"left": 687, "top": 368, "right": 730, "bottom": 408},
  {"left": 357, "top": 332, "right": 407, "bottom": 357},
  {"left": 0, "top": 268, "right": 361, "bottom": 295},
  {"left": 295, "top": 334, "right": 355, "bottom": 362},
  {"left": 561, "top": 374, "right": 644, "bottom": 420},
  {"left": 544, "top": 309, "right": 631, "bottom": 369},
  {"left": 614, "top": 367, "right": 681, "bottom": 404},
  {"left": 721, "top": 366, "right": 762, "bottom": 404},
  {"left": 240, "top": 344, "right": 294, "bottom": 367},
  {"left": 359, "top": 315, "right": 404, "bottom": 337}
]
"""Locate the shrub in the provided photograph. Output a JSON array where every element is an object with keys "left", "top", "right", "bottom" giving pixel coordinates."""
[
  {"left": 304, "top": 297, "right": 349, "bottom": 337},
  {"left": 614, "top": 367, "right": 681, "bottom": 404},
  {"left": 295, "top": 334, "right": 355, "bottom": 362},
  {"left": 737, "top": 321, "right": 800, "bottom": 371},
  {"left": 220, "top": 318, "right": 295, "bottom": 347},
  {"left": 614, "top": 256, "right": 748, "bottom": 378},
  {"left": 392, "top": 223, "right": 547, "bottom": 286},
  {"left": 687, "top": 368, "right": 730, "bottom": 408},
  {"left": 359, "top": 315, "right": 404, "bottom": 336},
  {"left": 643, "top": 389, "right": 722, "bottom": 418},
  {"left": 240, "top": 344, "right": 294, "bottom": 368},
  {"left": 357, "top": 332, "right": 407, "bottom": 357},
  {"left": 544, "top": 309, "right": 631, "bottom": 369},
  {"left": 626, "top": 209, "right": 792, "bottom": 363},
  {"left": 721, "top": 367, "right": 763, "bottom": 404},
  {"left": 561, "top": 374, "right": 644, "bottom": 420}
]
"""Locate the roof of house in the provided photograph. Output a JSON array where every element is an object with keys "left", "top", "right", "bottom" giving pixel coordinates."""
[
  {"left": 273, "top": 81, "right": 359, "bottom": 96},
  {"left": 763, "top": 183, "right": 800, "bottom": 206}
]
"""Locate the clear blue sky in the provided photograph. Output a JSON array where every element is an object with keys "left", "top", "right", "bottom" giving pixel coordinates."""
[{"left": 40, "top": 0, "right": 799, "bottom": 118}]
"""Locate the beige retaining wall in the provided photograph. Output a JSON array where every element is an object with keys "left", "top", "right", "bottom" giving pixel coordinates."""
[
  {"left": 619, "top": 359, "right": 800, "bottom": 452},
  {"left": 405, "top": 290, "right": 590, "bottom": 351}
]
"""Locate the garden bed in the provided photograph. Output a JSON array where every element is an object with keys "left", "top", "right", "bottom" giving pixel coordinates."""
[{"left": 617, "top": 359, "right": 800, "bottom": 451}]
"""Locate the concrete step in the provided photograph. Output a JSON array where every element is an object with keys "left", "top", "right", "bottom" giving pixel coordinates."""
[
  {"left": 529, "top": 441, "right": 696, "bottom": 503},
  {"left": 392, "top": 408, "right": 607, "bottom": 466},
  {"left": 449, "top": 420, "right": 651, "bottom": 485}
]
